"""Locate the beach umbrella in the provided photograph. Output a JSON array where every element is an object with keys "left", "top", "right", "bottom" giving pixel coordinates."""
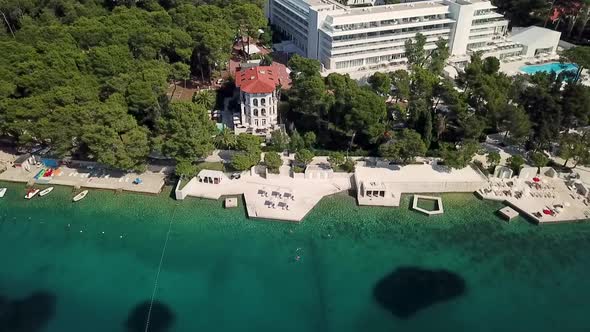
[
  {"left": 533, "top": 177, "right": 540, "bottom": 182},
  {"left": 543, "top": 209, "right": 551, "bottom": 215}
]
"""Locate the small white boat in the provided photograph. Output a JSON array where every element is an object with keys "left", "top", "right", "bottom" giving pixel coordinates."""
[
  {"left": 0, "top": 188, "right": 6, "bottom": 198},
  {"left": 39, "top": 187, "right": 54, "bottom": 197},
  {"left": 25, "top": 189, "right": 40, "bottom": 199},
  {"left": 72, "top": 190, "right": 88, "bottom": 202}
]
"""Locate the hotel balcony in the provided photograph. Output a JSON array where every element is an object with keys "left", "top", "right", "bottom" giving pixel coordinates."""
[{"left": 324, "top": 18, "right": 455, "bottom": 37}]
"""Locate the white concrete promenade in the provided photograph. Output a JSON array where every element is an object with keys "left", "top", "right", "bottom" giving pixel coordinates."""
[
  {"left": 177, "top": 172, "right": 353, "bottom": 222},
  {"left": 477, "top": 177, "right": 590, "bottom": 224},
  {"left": 0, "top": 164, "right": 166, "bottom": 194},
  {"left": 355, "top": 162, "right": 487, "bottom": 207}
]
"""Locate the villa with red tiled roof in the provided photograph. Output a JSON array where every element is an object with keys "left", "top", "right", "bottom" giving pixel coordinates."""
[{"left": 234, "top": 66, "right": 282, "bottom": 137}]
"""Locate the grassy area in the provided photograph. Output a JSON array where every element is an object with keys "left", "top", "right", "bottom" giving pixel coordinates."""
[{"left": 195, "top": 161, "right": 226, "bottom": 172}]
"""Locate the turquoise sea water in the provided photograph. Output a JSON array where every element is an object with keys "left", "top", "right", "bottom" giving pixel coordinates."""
[
  {"left": 520, "top": 62, "right": 578, "bottom": 75},
  {"left": 1, "top": 181, "right": 590, "bottom": 332}
]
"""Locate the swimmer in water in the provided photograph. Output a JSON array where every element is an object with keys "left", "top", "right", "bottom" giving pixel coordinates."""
[{"left": 295, "top": 255, "right": 301, "bottom": 261}]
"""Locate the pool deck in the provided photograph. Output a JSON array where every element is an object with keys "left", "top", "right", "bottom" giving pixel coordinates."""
[
  {"left": 477, "top": 177, "right": 590, "bottom": 224},
  {"left": 0, "top": 164, "right": 166, "bottom": 194},
  {"left": 501, "top": 59, "right": 590, "bottom": 86}
]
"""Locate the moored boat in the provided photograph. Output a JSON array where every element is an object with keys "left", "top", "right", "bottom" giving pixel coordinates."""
[
  {"left": 39, "top": 187, "right": 54, "bottom": 197},
  {"left": 0, "top": 188, "right": 6, "bottom": 198},
  {"left": 25, "top": 188, "right": 40, "bottom": 199},
  {"left": 72, "top": 190, "right": 88, "bottom": 202}
]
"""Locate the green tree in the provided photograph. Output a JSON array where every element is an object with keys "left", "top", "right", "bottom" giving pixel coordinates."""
[
  {"left": 289, "top": 130, "right": 305, "bottom": 152},
  {"left": 82, "top": 125, "right": 150, "bottom": 172},
  {"left": 193, "top": 89, "right": 216, "bottom": 110},
  {"left": 530, "top": 151, "right": 549, "bottom": 169},
  {"left": 264, "top": 152, "right": 282, "bottom": 173},
  {"left": 378, "top": 129, "right": 427, "bottom": 163},
  {"left": 345, "top": 88, "right": 387, "bottom": 145},
  {"left": 500, "top": 105, "right": 531, "bottom": 144},
  {"left": 486, "top": 151, "right": 501, "bottom": 167},
  {"left": 327, "top": 151, "right": 345, "bottom": 168},
  {"left": 214, "top": 128, "right": 237, "bottom": 150},
  {"left": 507, "top": 155, "right": 526, "bottom": 174},
  {"left": 562, "top": 46, "right": 590, "bottom": 83},
  {"left": 231, "top": 152, "right": 259, "bottom": 171},
  {"left": 561, "top": 83, "right": 590, "bottom": 128},
  {"left": 175, "top": 159, "right": 199, "bottom": 178},
  {"left": 341, "top": 157, "right": 356, "bottom": 172},
  {"left": 440, "top": 140, "right": 478, "bottom": 169},
  {"left": 405, "top": 33, "right": 427, "bottom": 67},
  {"left": 368, "top": 72, "right": 392, "bottom": 96},
  {"left": 295, "top": 149, "right": 314, "bottom": 166},
  {"left": 270, "top": 129, "right": 289, "bottom": 152},
  {"left": 559, "top": 132, "right": 590, "bottom": 168},
  {"left": 288, "top": 54, "right": 321, "bottom": 78},
  {"left": 259, "top": 26, "right": 272, "bottom": 46},
  {"left": 157, "top": 101, "right": 217, "bottom": 162},
  {"left": 303, "top": 131, "right": 316, "bottom": 149},
  {"left": 390, "top": 69, "right": 410, "bottom": 102},
  {"left": 170, "top": 61, "right": 190, "bottom": 91},
  {"left": 227, "top": 2, "right": 266, "bottom": 58},
  {"left": 236, "top": 133, "right": 262, "bottom": 152}
]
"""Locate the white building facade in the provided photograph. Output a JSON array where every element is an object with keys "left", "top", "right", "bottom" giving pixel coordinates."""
[
  {"left": 235, "top": 66, "right": 281, "bottom": 137},
  {"left": 268, "top": 0, "right": 549, "bottom": 77}
]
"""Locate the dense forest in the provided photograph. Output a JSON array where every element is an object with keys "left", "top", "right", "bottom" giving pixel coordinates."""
[
  {"left": 1, "top": 0, "right": 590, "bottom": 176},
  {"left": 282, "top": 34, "right": 590, "bottom": 169},
  {"left": 0, "top": 0, "right": 266, "bottom": 171}
]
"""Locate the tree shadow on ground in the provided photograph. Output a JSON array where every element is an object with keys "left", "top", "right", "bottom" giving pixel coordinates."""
[
  {"left": 373, "top": 266, "right": 466, "bottom": 319},
  {"left": 0, "top": 291, "right": 57, "bottom": 332},
  {"left": 125, "top": 301, "right": 174, "bottom": 332}
]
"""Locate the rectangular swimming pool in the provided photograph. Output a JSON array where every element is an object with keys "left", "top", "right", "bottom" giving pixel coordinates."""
[{"left": 520, "top": 62, "right": 578, "bottom": 75}]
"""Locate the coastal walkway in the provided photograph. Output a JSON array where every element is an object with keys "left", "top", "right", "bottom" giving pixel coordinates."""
[
  {"left": 0, "top": 163, "right": 166, "bottom": 194},
  {"left": 177, "top": 173, "right": 353, "bottom": 222},
  {"left": 477, "top": 176, "right": 590, "bottom": 224},
  {"left": 354, "top": 163, "right": 488, "bottom": 207}
]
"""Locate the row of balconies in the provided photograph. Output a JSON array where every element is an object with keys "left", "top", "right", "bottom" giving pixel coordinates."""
[{"left": 329, "top": 32, "right": 450, "bottom": 56}]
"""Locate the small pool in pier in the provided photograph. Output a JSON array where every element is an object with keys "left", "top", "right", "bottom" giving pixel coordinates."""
[{"left": 520, "top": 62, "right": 578, "bottom": 75}]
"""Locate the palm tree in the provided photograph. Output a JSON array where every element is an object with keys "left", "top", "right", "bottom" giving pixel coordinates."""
[
  {"left": 215, "top": 128, "right": 237, "bottom": 150},
  {"left": 193, "top": 90, "right": 216, "bottom": 111}
]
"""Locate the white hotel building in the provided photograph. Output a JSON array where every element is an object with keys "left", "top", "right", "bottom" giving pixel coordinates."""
[{"left": 268, "top": 0, "right": 559, "bottom": 77}]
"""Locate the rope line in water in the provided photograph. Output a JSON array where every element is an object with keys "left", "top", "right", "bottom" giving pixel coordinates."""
[{"left": 144, "top": 211, "right": 175, "bottom": 332}]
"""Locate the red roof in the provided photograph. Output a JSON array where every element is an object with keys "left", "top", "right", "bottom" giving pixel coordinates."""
[{"left": 236, "top": 66, "right": 280, "bottom": 94}]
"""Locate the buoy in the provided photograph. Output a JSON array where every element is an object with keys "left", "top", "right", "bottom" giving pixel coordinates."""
[{"left": 80, "top": 230, "right": 83, "bottom": 233}]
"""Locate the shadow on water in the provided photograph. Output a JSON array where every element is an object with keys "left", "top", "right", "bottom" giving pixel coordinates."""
[
  {"left": 0, "top": 291, "right": 57, "bottom": 332},
  {"left": 125, "top": 301, "right": 174, "bottom": 332},
  {"left": 373, "top": 266, "right": 466, "bottom": 319}
]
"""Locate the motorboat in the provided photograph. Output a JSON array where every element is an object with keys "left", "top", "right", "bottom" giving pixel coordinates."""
[
  {"left": 72, "top": 190, "right": 88, "bottom": 202},
  {"left": 39, "top": 187, "right": 54, "bottom": 197},
  {"left": 25, "top": 188, "right": 40, "bottom": 199},
  {"left": 0, "top": 188, "right": 6, "bottom": 198}
]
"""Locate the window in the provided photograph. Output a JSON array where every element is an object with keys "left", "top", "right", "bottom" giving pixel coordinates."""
[
  {"left": 262, "top": 119, "right": 266, "bottom": 126},
  {"left": 255, "top": 119, "right": 259, "bottom": 126},
  {"left": 253, "top": 99, "right": 258, "bottom": 107},
  {"left": 261, "top": 98, "right": 266, "bottom": 106},
  {"left": 253, "top": 109, "right": 258, "bottom": 116},
  {"left": 261, "top": 108, "right": 266, "bottom": 116}
]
